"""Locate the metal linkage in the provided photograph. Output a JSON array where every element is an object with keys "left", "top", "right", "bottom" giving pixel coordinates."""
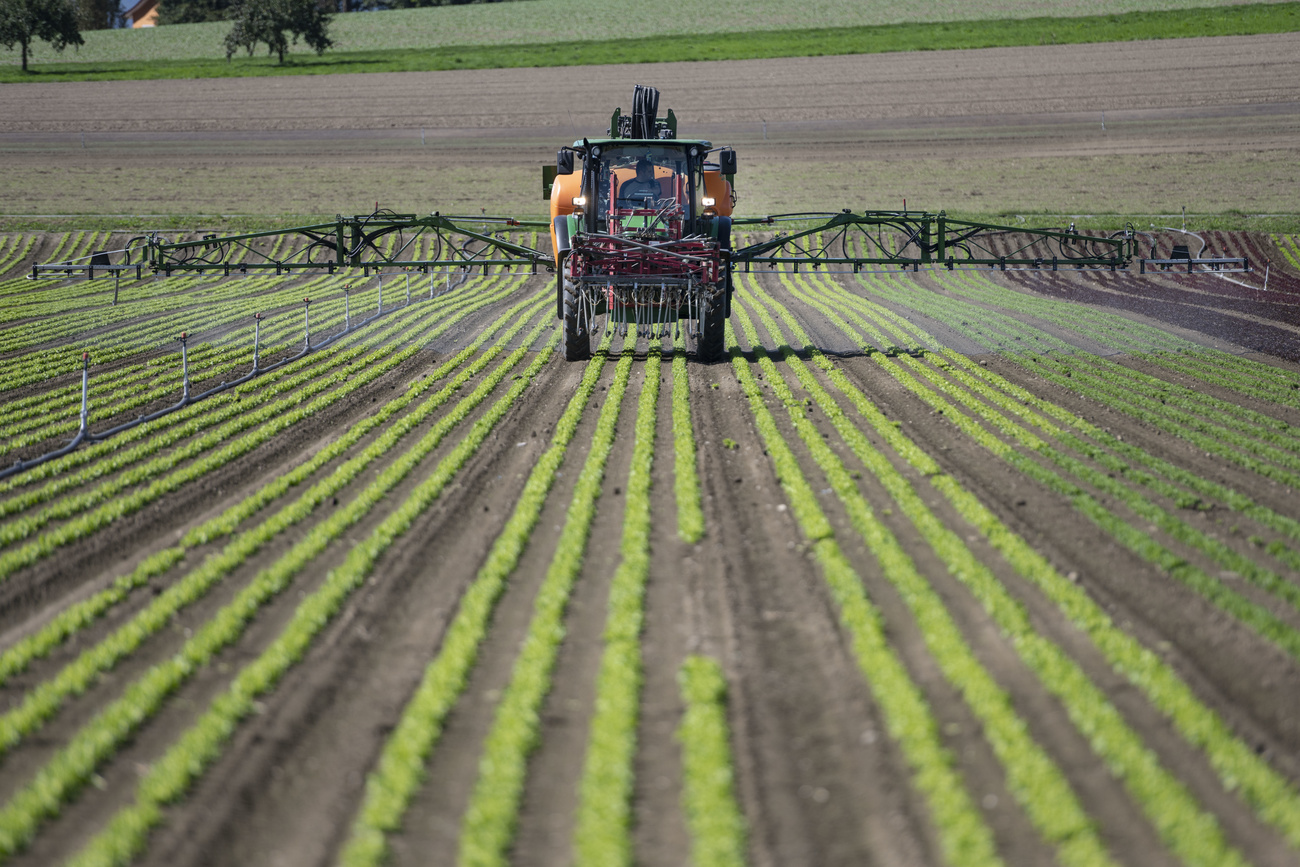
[
  {"left": 731, "top": 210, "right": 1137, "bottom": 272},
  {"left": 143, "top": 209, "right": 552, "bottom": 278},
  {"left": 0, "top": 270, "right": 469, "bottom": 482}
]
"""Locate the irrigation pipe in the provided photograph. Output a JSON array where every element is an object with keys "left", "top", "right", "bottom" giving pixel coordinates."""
[{"left": 0, "top": 276, "right": 467, "bottom": 482}]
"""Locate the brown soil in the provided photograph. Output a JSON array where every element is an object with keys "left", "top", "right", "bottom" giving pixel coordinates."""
[
  {"left": 1, "top": 33, "right": 1298, "bottom": 216},
  {"left": 1, "top": 35, "right": 1299, "bottom": 867}
]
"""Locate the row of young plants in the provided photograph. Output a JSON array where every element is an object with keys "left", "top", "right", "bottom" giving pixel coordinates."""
[
  {"left": 339, "top": 328, "right": 622, "bottom": 867},
  {"left": 672, "top": 335, "right": 705, "bottom": 543},
  {"left": 862, "top": 268, "right": 1300, "bottom": 499},
  {"left": 802, "top": 273, "right": 1300, "bottom": 658},
  {"left": 0, "top": 274, "right": 303, "bottom": 444},
  {"left": 747, "top": 277, "right": 1280, "bottom": 864},
  {"left": 1272, "top": 234, "right": 1300, "bottom": 272},
  {"left": 922, "top": 274, "right": 1300, "bottom": 549},
  {"left": 0, "top": 256, "right": 340, "bottom": 360},
  {"left": 0, "top": 271, "right": 447, "bottom": 509},
  {"left": 454, "top": 333, "right": 640, "bottom": 867},
  {"left": 939, "top": 266, "right": 1300, "bottom": 407},
  {"left": 572, "top": 342, "right": 663, "bottom": 867},
  {"left": 0, "top": 293, "right": 549, "bottom": 729},
  {"left": 732, "top": 289, "right": 1126, "bottom": 867},
  {"left": 676, "top": 655, "right": 747, "bottom": 867},
  {"left": 0, "top": 303, "right": 561, "bottom": 862},
  {"left": 0, "top": 277, "right": 523, "bottom": 581},
  {"left": 772, "top": 271, "right": 1300, "bottom": 851},
  {"left": 0, "top": 271, "right": 510, "bottom": 510},
  {"left": 0, "top": 235, "right": 30, "bottom": 280},
  {"left": 714, "top": 295, "right": 1011, "bottom": 865},
  {"left": 857, "top": 269, "right": 1300, "bottom": 548},
  {"left": 0, "top": 270, "right": 370, "bottom": 451}
]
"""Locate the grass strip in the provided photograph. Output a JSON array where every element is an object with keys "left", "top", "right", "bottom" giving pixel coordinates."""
[
  {"left": 783, "top": 272, "right": 1300, "bottom": 850},
  {"left": 572, "top": 341, "right": 662, "bottom": 867},
  {"left": 338, "top": 329, "right": 620, "bottom": 867},
  {"left": 456, "top": 333, "right": 641, "bottom": 867},
  {"left": 5, "top": 3, "right": 1298, "bottom": 82},
  {"left": 0, "top": 322, "right": 557, "bottom": 860},
  {"left": 725, "top": 320, "right": 1002, "bottom": 867},
  {"left": 677, "top": 655, "right": 747, "bottom": 867}
]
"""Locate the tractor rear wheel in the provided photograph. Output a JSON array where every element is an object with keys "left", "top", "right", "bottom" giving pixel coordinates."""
[
  {"left": 696, "top": 290, "right": 726, "bottom": 362},
  {"left": 562, "top": 277, "right": 591, "bottom": 361}
]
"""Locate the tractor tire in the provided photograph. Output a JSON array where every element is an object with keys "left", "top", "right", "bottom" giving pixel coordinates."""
[
  {"left": 562, "top": 277, "right": 591, "bottom": 361},
  {"left": 696, "top": 290, "right": 726, "bottom": 363}
]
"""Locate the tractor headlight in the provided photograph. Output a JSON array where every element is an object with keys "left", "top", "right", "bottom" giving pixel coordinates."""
[
  {"left": 572, "top": 196, "right": 587, "bottom": 207},
  {"left": 702, "top": 196, "right": 716, "bottom": 207}
]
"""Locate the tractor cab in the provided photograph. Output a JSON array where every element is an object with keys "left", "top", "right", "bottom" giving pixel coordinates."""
[{"left": 592, "top": 143, "right": 692, "bottom": 240}]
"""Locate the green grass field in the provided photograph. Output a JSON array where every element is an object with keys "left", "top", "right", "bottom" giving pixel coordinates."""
[{"left": 1, "top": 0, "right": 1297, "bottom": 81}]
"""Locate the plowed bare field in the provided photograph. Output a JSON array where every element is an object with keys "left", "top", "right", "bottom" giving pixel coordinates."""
[{"left": 2, "top": 34, "right": 1300, "bottom": 867}]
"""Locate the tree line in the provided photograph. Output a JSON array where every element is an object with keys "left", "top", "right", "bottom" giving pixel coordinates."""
[{"left": 2, "top": 0, "right": 518, "bottom": 72}]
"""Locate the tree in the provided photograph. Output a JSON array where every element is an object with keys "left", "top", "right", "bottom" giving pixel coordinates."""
[
  {"left": 157, "top": 0, "right": 234, "bottom": 25},
  {"left": 224, "top": 0, "right": 330, "bottom": 65},
  {"left": 0, "top": 0, "right": 83, "bottom": 72}
]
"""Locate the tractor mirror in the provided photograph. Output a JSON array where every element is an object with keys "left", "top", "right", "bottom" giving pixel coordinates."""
[
  {"left": 557, "top": 150, "right": 575, "bottom": 175},
  {"left": 719, "top": 148, "right": 737, "bottom": 175}
]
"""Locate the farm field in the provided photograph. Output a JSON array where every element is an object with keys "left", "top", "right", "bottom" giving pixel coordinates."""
[
  {"left": 1, "top": 222, "right": 1300, "bottom": 867},
  {"left": 2, "top": 32, "right": 1300, "bottom": 867},
  {"left": 5, "top": 0, "right": 1294, "bottom": 67},
  {"left": 2, "top": 33, "right": 1299, "bottom": 221}
]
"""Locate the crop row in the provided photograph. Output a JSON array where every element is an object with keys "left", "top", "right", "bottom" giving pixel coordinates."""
[
  {"left": 1, "top": 300, "right": 560, "bottom": 862},
  {"left": 0, "top": 273, "right": 487, "bottom": 508},
  {"left": 745, "top": 276, "right": 1272, "bottom": 864},
  {"left": 0, "top": 292, "right": 548, "bottom": 708},
  {"left": 672, "top": 334, "right": 705, "bottom": 543},
  {"left": 768, "top": 271, "right": 1300, "bottom": 851},
  {"left": 676, "top": 655, "right": 747, "bottom": 867},
  {"left": 340, "top": 327, "right": 622, "bottom": 866},
  {"left": 800, "top": 273, "right": 1300, "bottom": 658},
  {"left": 0, "top": 298, "right": 552, "bottom": 763},
  {"left": 0, "top": 235, "right": 36, "bottom": 280},
  {"left": 722, "top": 305, "right": 1004, "bottom": 866},
  {"left": 858, "top": 269, "right": 1300, "bottom": 505},
  {"left": 938, "top": 267, "right": 1300, "bottom": 405},
  {"left": 456, "top": 332, "right": 640, "bottom": 867},
  {"left": 733, "top": 287, "right": 1125, "bottom": 865},
  {"left": 0, "top": 272, "right": 512, "bottom": 508},
  {"left": 572, "top": 340, "right": 663, "bottom": 867},
  {"left": 0, "top": 276, "right": 523, "bottom": 581},
  {"left": 0, "top": 271, "right": 414, "bottom": 452},
  {"left": 892, "top": 273, "right": 1300, "bottom": 574}
]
